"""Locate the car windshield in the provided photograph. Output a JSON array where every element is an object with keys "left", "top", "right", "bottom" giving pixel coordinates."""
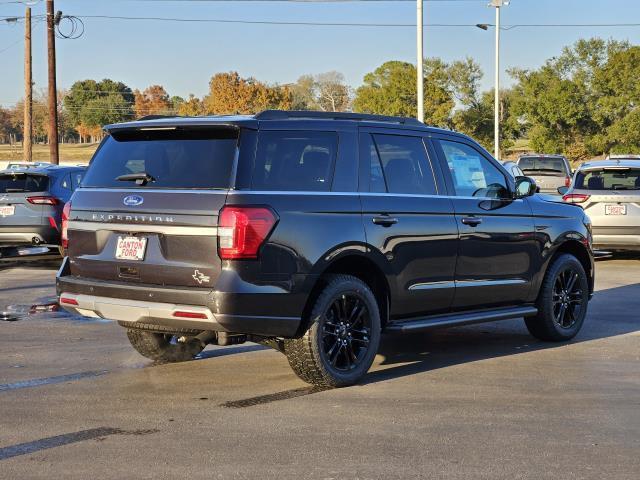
[
  {"left": 81, "top": 127, "right": 238, "bottom": 190},
  {"left": 0, "top": 173, "right": 49, "bottom": 193},
  {"left": 575, "top": 168, "right": 640, "bottom": 190},
  {"left": 518, "top": 157, "right": 566, "bottom": 173}
]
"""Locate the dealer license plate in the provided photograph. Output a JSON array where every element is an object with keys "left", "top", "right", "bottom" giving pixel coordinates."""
[
  {"left": 0, "top": 205, "right": 15, "bottom": 217},
  {"left": 605, "top": 204, "right": 627, "bottom": 215},
  {"left": 115, "top": 236, "right": 147, "bottom": 261}
]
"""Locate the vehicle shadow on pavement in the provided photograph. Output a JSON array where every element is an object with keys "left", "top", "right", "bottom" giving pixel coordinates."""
[{"left": 363, "top": 282, "right": 640, "bottom": 386}]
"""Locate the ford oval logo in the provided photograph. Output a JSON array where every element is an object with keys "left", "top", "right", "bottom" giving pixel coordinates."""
[{"left": 123, "top": 195, "right": 144, "bottom": 207}]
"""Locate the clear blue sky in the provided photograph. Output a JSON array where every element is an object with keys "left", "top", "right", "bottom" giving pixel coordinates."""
[{"left": 2, "top": 0, "right": 640, "bottom": 107}]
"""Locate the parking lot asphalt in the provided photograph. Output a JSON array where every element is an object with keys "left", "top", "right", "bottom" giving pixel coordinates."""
[{"left": 0, "top": 257, "right": 638, "bottom": 479}]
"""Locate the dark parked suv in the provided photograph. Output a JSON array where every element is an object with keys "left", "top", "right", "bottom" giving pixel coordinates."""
[{"left": 57, "top": 111, "right": 594, "bottom": 387}]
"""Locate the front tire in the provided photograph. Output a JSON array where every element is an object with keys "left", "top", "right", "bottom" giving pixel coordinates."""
[
  {"left": 126, "top": 328, "right": 205, "bottom": 363},
  {"left": 525, "top": 254, "right": 589, "bottom": 341},
  {"left": 284, "top": 275, "right": 381, "bottom": 387}
]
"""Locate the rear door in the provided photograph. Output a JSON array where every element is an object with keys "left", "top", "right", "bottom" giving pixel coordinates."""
[
  {"left": 433, "top": 137, "right": 537, "bottom": 309},
  {"left": 68, "top": 126, "right": 241, "bottom": 288},
  {"left": 359, "top": 129, "right": 458, "bottom": 318}
]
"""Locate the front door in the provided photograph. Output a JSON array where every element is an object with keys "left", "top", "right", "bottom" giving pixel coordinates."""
[{"left": 432, "top": 137, "right": 538, "bottom": 310}]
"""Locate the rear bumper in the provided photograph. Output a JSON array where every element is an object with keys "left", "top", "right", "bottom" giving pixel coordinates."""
[
  {"left": 56, "top": 258, "right": 305, "bottom": 337},
  {"left": 593, "top": 234, "right": 640, "bottom": 251},
  {"left": 0, "top": 225, "right": 59, "bottom": 246}
]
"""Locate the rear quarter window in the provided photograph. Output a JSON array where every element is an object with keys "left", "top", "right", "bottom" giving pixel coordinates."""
[
  {"left": 81, "top": 127, "right": 238, "bottom": 190},
  {"left": 252, "top": 131, "right": 338, "bottom": 191}
]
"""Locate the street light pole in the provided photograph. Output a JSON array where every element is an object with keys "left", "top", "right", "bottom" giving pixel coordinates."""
[
  {"left": 417, "top": 0, "right": 424, "bottom": 123},
  {"left": 489, "top": 0, "right": 508, "bottom": 160}
]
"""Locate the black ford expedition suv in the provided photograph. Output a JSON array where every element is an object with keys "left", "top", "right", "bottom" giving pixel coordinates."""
[{"left": 57, "top": 110, "right": 594, "bottom": 387}]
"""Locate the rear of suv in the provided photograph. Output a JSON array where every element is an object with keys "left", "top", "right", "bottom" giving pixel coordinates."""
[
  {"left": 517, "top": 154, "right": 573, "bottom": 194},
  {"left": 561, "top": 159, "right": 640, "bottom": 251},
  {"left": 58, "top": 110, "right": 594, "bottom": 387},
  {"left": 0, "top": 166, "right": 84, "bottom": 251}
]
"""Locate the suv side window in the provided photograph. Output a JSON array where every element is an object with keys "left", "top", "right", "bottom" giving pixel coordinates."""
[
  {"left": 438, "top": 139, "right": 509, "bottom": 198},
  {"left": 60, "top": 174, "right": 72, "bottom": 190},
  {"left": 71, "top": 172, "right": 84, "bottom": 189},
  {"left": 366, "top": 134, "right": 437, "bottom": 195},
  {"left": 252, "top": 131, "right": 338, "bottom": 191}
]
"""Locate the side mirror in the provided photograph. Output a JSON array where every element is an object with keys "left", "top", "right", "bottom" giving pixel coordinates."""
[
  {"left": 514, "top": 176, "right": 537, "bottom": 198},
  {"left": 557, "top": 186, "right": 569, "bottom": 195}
]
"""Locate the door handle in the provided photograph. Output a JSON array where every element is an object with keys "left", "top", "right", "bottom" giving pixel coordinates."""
[
  {"left": 461, "top": 217, "right": 482, "bottom": 227},
  {"left": 372, "top": 215, "right": 398, "bottom": 227}
]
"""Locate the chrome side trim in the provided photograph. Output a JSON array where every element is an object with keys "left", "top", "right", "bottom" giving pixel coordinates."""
[
  {"left": 408, "top": 278, "right": 527, "bottom": 291},
  {"left": 455, "top": 279, "right": 527, "bottom": 288},
  {"left": 68, "top": 221, "right": 217, "bottom": 236},
  {"left": 77, "top": 187, "right": 229, "bottom": 195},
  {"left": 77, "top": 187, "right": 516, "bottom": 202},
  {"left": 408, "top": 281, "right": 455, "bottom": 291}
]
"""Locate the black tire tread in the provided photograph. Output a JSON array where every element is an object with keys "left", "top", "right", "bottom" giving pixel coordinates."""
[
  {"left": 284, "top": 274, "right": 380, "bottom": 387},
  {"left": 525, "top": 253, "right": 588, "bottom": 342},
  {"left": 118, "top": 321, "right": 202, "bottom": 335},
  {"left": 126, "top": 328, "right": 205, "bottom": 363}
]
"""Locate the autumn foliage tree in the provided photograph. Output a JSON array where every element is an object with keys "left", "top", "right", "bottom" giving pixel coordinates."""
[
  {"left": 134, "top": 85, "right": 172, "bottom": 118},
  {"left": 204, "top": 72, "right": 292, "bottom": 115}
]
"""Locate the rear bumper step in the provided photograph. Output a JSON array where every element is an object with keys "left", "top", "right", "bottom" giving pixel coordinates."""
[{"left": 385, "top": 306, "right": 538, "bottom": 334}]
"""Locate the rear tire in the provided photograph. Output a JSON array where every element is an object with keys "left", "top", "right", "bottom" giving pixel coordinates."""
[
  {"left": 284, "top": 275, "right": 381, "bottom": 387},
  {"left": 525, "top": 254, "right": 589, "bottom": 342},
  {"left": 126, "top": 328, "right": 205, "bottom": 363}
]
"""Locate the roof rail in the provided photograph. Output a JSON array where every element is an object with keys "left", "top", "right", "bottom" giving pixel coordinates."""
[
  {"left": 137, "top": 114, "right": 180, "bottom": 121},
  {"left": 255, "top": 110, "right": 425, "bottom": 127}
]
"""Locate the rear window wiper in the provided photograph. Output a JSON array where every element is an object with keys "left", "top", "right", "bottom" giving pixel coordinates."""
[{"left": 116, "top": 172, "right": 156, "bottom": 186}]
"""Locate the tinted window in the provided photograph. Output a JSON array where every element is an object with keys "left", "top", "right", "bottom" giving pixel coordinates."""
[
  {"left": 518, "top": 156, "right": 567, "bottom": 173},
  {"left": 60, "top": 174, "right": 72, "bottom": 190},
  {"left": 371, "top": 134, "right": 437, "bottom": 195},
  {"left": 575, "top": 168, "right": 640, "bottom": 190},
  {"left": 82, "top": 128, "right": 238, "bottom": 189},
  {"left": 359, "top": 134, "right": 386, "bottom": 193},
  {"left": 0, "top": 173, "right": 49, "bottom": 193},
  {"left": 71, "top": 172, "right": 84, "bottom": 189},
  {"left": 252, "top": 131, "right": 337, "bottom": 191},
  {"left": 439, "top": 140, "right": 508, "bottom": 198}
]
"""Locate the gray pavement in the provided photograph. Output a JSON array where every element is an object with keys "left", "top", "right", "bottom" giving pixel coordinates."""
[{"left": 0, "top": 257, "right": 638, "bottom": 479}]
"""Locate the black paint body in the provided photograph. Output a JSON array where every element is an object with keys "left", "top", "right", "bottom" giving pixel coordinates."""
[{"left": 57, "top": 115, "right": 594, "bottom": 337}]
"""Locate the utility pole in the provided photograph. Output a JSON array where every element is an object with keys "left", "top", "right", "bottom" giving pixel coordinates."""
[
  {"left": 24, "top": 7, "right": 32, "bottom": 163},
  {"left": 489, "top": 0, "right": 508, "bottom": 161},
  {"left": 46, "top": 0, "right": 59, "bottom": 164},
  {"left": 416, "top": 0, "right": 424, "bottom": 123}
]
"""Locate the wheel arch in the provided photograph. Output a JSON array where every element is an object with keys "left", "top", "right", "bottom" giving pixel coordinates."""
[
  {"left": 545, "top": 239, "right": 594, "bottom": 296},
  {"left": 297, "top": 253, "right": 392, "bottom": 336}
]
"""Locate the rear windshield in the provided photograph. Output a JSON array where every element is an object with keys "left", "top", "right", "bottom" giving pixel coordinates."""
[
  {"left": 81, "top": 127, "right": 238, "bottom": 189},
  {"left": 575, "top": 168, "right": 640, "bottom": 190},
  {"left": 0, "top": 174, "right": 49, "bottom": 193},
  {"left": 518, "top": 156, "right": 567, "bottom": 173}
]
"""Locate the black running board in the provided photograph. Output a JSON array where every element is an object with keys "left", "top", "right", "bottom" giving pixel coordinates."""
[{"left": 385, "top": 306, "right": 538, "bottom": 334}]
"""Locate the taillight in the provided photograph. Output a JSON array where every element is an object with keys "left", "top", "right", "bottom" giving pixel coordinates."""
[
  {"left": 218, "top": 206, "right": 277, "bottom": 260},
  {"left": 61, "top": 201, "right": 71, "bottom": 249},
  {"left": 562, "top": 193, "right": 590, "bottom": 204},
  {"left": 27, "top": 196, "right": 59, "bottom": 205},
  {"left": 565, "top": 176, "right": 571, "bottom": 187}
]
